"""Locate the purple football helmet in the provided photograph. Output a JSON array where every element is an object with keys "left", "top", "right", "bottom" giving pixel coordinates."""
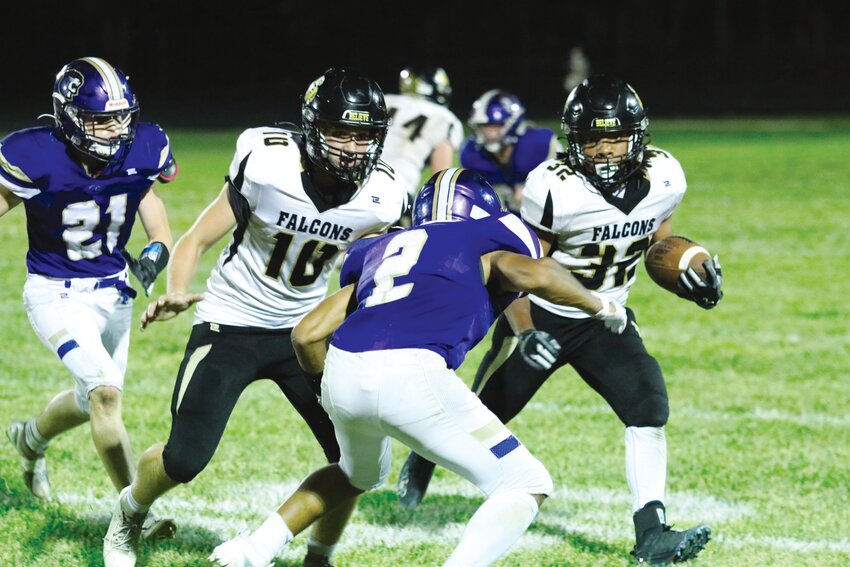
[
  {"left": 52, "top": 57, "right": 139, "bottom": 162},
  {"left": 468, "top": 90, "right": 527, "bottom": 153},
  {"left": 412, "top": 167, "right": 503, "bottom": 225}
]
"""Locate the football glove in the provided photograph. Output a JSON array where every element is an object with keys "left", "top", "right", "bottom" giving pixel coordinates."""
[
  {"left": 677, "top": 255, "right": 723, "bottom": 310},
  {"left": 591, "top": 292, "right": 628, "bottom": 334},
  {"left": 517, "top": 329, "right": 561, "bottom": 371},
  {"left": 121, "top": 241, "right": 169, "bottom": 297}
]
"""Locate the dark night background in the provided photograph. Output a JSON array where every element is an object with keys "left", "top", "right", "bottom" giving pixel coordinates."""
[{"left": 1, "top": 1, "right": 847, "bottom": 130}]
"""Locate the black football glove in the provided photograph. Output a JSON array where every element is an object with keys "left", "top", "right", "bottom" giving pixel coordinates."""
[
  {"left": 677, "top": 254, "right": 723, "bottom": 310},
  {"left": 517, "top": 329, "right": 562, "bottom": 371},
  {"left": 121, "top": 241, "right": 169, "bottom": 297}
]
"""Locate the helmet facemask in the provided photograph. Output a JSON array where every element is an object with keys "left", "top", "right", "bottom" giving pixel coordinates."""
[
  {"left": 55, "top": 101, "right": 139, "bottom": 161},
  {"left": 304, "top": 115, "right": 387, "bottom": 185},
  {"left": 566, "top": 124, "right": 646, "bottom": 191},
  {"left": 468, "top": 90, "right": 526, "bottom": 154}
]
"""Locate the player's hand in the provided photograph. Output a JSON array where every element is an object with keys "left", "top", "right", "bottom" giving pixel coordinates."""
[
  {"left": 517, "top": 329, "right": 561, "bottom": 371},
  {"left": 678, "top": 255, "right": 723, "bottom": 310},
  {"left": 591, "top": 292, "right": 628, "bottom": 334},
  {"left": 140, "top": 293, "right": 205, "bottom": 330},
  {"left": 121, "top": 242, "right": 169, "bottom": 297}
]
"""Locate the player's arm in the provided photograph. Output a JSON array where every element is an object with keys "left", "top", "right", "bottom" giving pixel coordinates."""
[
  {"left": 0, "top": 183, "right": 22, "bottom": 217},
  {"left": 652, "top": 217, "right": 674, "bottom": 243},
  {"left": 503, "top": 224, "right": 556, "bottom": 333},
  {"left": 486, "top": 252, "right": 627, "bottom": 333},
  {"left": 141, "top": 184, "right": 236, "bottom": 329},
  {"left": 429, "top": 139, "right": 454, "bottom": 172},
  {"left": 291, "top": 284, "right": 357, "bottom": 374},
  {"left": 126, "top": 188, "right": 174, "bottom": 296}
]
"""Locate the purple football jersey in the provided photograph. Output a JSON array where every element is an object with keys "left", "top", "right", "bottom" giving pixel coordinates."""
[
  {"left": 334, "top": 212, "right": 541, "bottom": 369},
  {"left": 0, "top": 124, "right": 172, "bottom": 278},
  {"left": 460, "top": 127, "right": 557, "bottom": 187}
]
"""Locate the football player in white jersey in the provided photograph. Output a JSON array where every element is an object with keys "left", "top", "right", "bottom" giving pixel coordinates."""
[
  {"left": 103, "top": 68, "right": 407, "bottom": 567},
  {"left": 1, "top": 57, "right": 176, "bottom": 540},
  {"left": 398, "top": 76, "right": 722, "bottom": 565},
  {"left": 382, "top": 66, "right": 463, "bottom": 209}
]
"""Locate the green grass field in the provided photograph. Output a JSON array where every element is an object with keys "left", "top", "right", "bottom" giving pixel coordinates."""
[{"left": 1, "top": 118, "right": 849, "bottom": 566}]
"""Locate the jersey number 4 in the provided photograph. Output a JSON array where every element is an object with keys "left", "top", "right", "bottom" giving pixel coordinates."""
[{"left": 388, "top": 108, "right": 427, "bottom": 142}]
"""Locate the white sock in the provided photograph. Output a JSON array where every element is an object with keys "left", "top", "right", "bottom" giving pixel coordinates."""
[
  {"left": 625, "top": 426, "right": 668, "bottom": 512},
  {"left": 121, "top": 486, "right": 150, "bottom": 514},
  {"left": 249, "top": 512, "right": 293, "bottom": 560},
  {"left": 25, "top": 420, "right": 50, "bottom": 454},
  {"left": 307, "top": 536, "right": 336, "bottom": 558},
  {"left": 444, "top": 491, "right": 539, "bottom": 567}
]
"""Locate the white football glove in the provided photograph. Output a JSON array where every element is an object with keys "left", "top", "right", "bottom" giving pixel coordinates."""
[
  {"left": 517, "top": 329, "right": 561, "bottom": 371},
  {"left": 591, "top": 292, "right": 628, "bottom": 334}
]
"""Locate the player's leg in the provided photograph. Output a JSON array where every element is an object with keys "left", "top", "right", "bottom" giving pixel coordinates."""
[
  {"left": 106, "top": 324, "right": 258, "bottom": 566},
  {"left": 266, "top": 331, "right": 355, "bottom": 567},
  {"left": 568, "top": 309, "right": 710, "bottom": 563},
  {"left": 377, "top": 348, "right": 552, "bottom": 566},
  {"left": 211, "top": 344, "right": 380, "bottom": 566},
  {"left": 398, "top": 311, "right": 558, "bottom": 509},
  {"left": 11, "top": 276, "right": 117, "bottom": 499}
]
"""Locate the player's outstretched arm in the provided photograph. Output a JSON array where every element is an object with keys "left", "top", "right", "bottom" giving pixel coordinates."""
[
  {"left": 488, "top": 252, "right": 627, "bottom": 333},
  {"left": 292, "top": 284, "right": 356, "bottom": 374}
]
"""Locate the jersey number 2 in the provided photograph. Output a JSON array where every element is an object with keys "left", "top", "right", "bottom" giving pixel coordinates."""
[{"left": 365, "top": 230, "right": 428, "bottom": 307}]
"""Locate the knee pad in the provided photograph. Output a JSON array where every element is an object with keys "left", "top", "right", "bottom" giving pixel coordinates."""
[
  {"left": 162, "top": 442, "right": 208, "bottom": 484},
  {"left": 495, "top": 448, "right": 553, "bottom": 497},
  {"left": 625, "top": 392, "right": 670, "bottom": 427}
]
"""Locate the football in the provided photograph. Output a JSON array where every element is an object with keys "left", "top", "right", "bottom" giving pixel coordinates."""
[{"left": 644, "top": 236, "right": 711, "bottom": 293}]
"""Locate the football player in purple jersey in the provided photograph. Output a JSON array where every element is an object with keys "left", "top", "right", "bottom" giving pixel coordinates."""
[
  {"left": 209, "top": 168, "right": 627, "bottom": 567},
  {"left": 0, "top": 57, "right": 176, "bottom": 538},
  {"left": 461, "top": 90, "right": 562, "bottom": 212}
]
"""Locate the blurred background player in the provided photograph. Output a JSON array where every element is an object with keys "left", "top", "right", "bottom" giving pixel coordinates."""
[
  {"left": 399, "top": 76, "right": 721, "bottom": 565},
  {"left": 209, "top": 168, "right": 627, "bottom": 567},
  {"left": 1, "top": 57, "right": 176, "bottom": 539},
  {"left": 382, "top": 66, "right": 463, "bottom": 218},
  {"left": 102, "top": 67, "right": 406, "bottom": 567},
  {"left": 461, "top": 90, "right": 561, "bottom": 212}
]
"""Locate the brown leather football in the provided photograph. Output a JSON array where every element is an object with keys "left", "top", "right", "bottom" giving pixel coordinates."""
[{"left": 644, "top": 236, "right": 710, "bottom": 293}]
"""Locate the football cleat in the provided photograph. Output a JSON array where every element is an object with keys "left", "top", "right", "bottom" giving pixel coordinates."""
[
  {"left": 209, "top": 531, "right": 274, "bottom": 567},
  {"left": 7, "top": 420, "right": 50, "bottom": 500},
  {"left": 632, "top": 524, "right": 712, "bottom": 565},
  {"left": 103, "top": 487, "right": 146, "bottom": 567},
  {"left": 397, "top": 451, "right": 436, "bottom": 509},
  {"left": 302, "top": 550, "right": 335, "bottom": 567},
  {"left": 140, "top": 510, "right": 177, "bottom": 540}
]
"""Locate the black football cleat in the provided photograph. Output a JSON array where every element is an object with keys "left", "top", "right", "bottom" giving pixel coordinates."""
[
  {"left": 302, "top": 550, "right": 335, "bottom": 567},
  {"left": 397, "top": 452, "right": 436, "bottom": 509},
  {"left": 632, "top": 524, "right": 712, "bottom": 564}
]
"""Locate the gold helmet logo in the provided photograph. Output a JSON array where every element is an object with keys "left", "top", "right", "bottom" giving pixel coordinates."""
[
  {"left": 343, "top": 110, "right": 371, "bottom": 122},
  {"left": 592, "top": 117, "right": 621, "bottom": 128},
  {"left": 304, "top": 75, "right": 325, "bottom": 103}
]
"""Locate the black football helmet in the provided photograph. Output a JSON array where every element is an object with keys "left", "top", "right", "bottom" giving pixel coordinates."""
[
  {"left": 302, "top": 68, "right": 389, "bottom": 185},
  {"left": 562, "top": 75, "right": 649, "bottom": 190},
  {"left": 399, "top": 66, "right": 452, "bottom": 107}
]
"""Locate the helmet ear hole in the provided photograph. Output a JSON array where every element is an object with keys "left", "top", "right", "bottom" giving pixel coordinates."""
[{"left": 302, "top": 68, "right": 389, "bottom": 185}]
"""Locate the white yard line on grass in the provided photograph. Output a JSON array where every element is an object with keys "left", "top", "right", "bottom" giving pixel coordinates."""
[
  {"left": 525, "top": 402, "right": 850, "bottom": 427},
  {"left": 57, "top": 482, "right": 850, "bottom": 556}
]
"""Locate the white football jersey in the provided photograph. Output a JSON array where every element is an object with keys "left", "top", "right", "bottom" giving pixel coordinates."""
[
  {"left": 195, "top": 126, "right": 407, "bottom": 328},
  {"left": 382, "top": 94, "right": 464, "bottom": 198},
  {"left": 521, "top": 146, "right": 687, "bottom": 318}
]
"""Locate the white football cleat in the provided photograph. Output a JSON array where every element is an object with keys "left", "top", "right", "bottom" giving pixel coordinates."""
[
  {"left": 209, "top": 531, "right": 274, "bottom": 567},
  {"left": 7, "top": 420, "right": 50, "bottom": 500},
  {"left": 103, "top": 487, "right": 146, "bottom": 567},
  {"left": 141, "top": 510, "right": 177, "bottom": 540}
]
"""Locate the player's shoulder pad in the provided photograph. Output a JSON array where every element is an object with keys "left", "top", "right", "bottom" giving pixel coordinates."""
[
  {"left": 485, "top": 211, "right": 542, "bottom": 259},
  {"left": 644, "top": 145, "right": 686, "bottom": 190}
]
